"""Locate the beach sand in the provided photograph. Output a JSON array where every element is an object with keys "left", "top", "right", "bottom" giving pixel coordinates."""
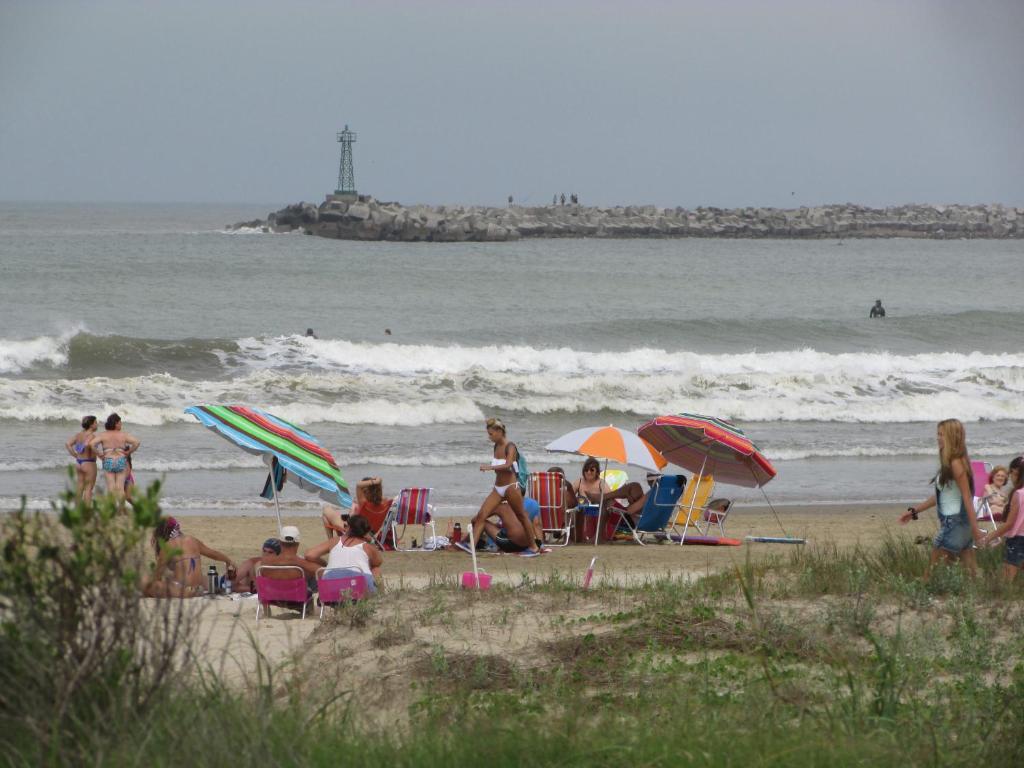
[
  {"left": 185, "top": 504, "right": 902, "bottom": 585},
  {"left": 183, "top": 504, "right": 913, "bottom": 682}
]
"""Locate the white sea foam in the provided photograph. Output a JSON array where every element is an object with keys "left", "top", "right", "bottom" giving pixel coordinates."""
[
  {"left": 4, "top": 335, "right": 1024, "bottom": 425},
  {"left": 0, "top": 327, "right": 82, "bottom": 373}
]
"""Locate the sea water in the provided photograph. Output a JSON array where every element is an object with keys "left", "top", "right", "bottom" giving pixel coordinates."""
[{"left": 1, "top": 202, "right": 1021, "bottom": 515}]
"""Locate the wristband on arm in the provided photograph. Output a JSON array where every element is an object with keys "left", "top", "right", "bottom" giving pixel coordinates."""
[{"left": 907, "top": 507, "right": 918, "bottom": 521}]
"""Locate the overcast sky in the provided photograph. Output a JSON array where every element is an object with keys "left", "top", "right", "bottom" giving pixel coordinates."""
[{"left": 1, "top": 0, "right": 1022, "bottom": 208}]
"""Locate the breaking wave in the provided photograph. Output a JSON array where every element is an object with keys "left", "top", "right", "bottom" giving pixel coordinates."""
[{"left": 3, "top": 332, "right": 1024, "bottom": 425}]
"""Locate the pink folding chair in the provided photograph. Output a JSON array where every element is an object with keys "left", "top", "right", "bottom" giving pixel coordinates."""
[
  {"left": 315, "top": 568, "right": 369, "bottom": 619},
  {"left": 255, "top": 565, "right": 309, "bottom": 621},
  {"left": 529, "top": 471, "right": 574, "bottom": 547},
  {"left": 387, "top": 487, "right": 435, "bottom": 551}
]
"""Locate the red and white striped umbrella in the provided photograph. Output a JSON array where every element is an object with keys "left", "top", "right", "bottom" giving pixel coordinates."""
[{"left": 638, "top": 413, "right": 776, "bottom": 488}]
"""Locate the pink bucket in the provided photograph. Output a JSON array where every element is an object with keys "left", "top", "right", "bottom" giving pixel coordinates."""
[{"left": 461, "top": 571, "right": 492, "bottom": 590}]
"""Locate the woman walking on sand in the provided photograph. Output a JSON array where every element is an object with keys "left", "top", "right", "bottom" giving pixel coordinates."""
[
  {"left": 65, "top": 415, "right": 99, "bottom": 504},
  {"left": 467, "top": 417, "right": 538, "bottom": 556},
  {"left": 89, "top": 412, "right": 140, "bottom": 507},
  {"left": 899, "top": 419, "right": 981, "bottom": 578}
]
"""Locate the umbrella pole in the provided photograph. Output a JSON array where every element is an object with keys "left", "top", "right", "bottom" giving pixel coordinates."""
[
  {"left": 271, "top": 462, "right": 283, "bottom": 536},
  {"left": 594, "top": 457, "right": 609, "bottom": 547},
  {"left": 680, "top": 455, "right": 708, "bottom": 545},
  {"left": 753, "top": 465, "right": 789, "bottom": 538}
]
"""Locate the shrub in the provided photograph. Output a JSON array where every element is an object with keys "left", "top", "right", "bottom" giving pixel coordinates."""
[{"left": 0, "top": 479, "right": 191, "bottom": 764}]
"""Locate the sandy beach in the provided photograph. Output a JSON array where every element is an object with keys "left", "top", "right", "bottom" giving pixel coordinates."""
[
  {"left": 186, "top": 503, "right": 901, "bottom": 586},
  {"left": 183, "top": 503, "right": 912, "bottom": 682}
]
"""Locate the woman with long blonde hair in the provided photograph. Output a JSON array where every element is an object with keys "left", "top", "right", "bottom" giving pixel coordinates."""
[
  {"left": 899, "top": 419, "right": 981, "bottom": 577},
  {"left": 465, "top": 417, "right": 539, "bottom": 556}
]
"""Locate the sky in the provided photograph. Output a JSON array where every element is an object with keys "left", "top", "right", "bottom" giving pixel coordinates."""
[{"left": 1, "top": 0, "right": 1022, "bottom": 208}]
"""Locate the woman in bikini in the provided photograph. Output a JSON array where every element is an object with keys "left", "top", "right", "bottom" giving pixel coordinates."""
[
  {"left": 88, "top": 412, "right": 140, "bottom": 506},
  {"left": 65, "top": 415, "right": 99, "bottom": 504},
  {"left": 144, "top": 517, "right": 236, "bottom": 598},
  {"left": 467, "top": 417, "right": 538, "bottom": 556}
]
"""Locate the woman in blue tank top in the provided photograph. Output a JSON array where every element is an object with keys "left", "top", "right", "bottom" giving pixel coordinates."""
[{"left": 899, "top": 419, "right": 980, "bottom": 579}]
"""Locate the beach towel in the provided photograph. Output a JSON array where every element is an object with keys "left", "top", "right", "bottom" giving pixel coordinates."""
[{"left": 515, "top": 446, "right": 529, "bottom": 493}]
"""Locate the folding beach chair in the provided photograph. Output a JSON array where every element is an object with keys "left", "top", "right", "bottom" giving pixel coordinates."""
[
  {"left": 315, "top": 567, "right": 369, "bottom": 619},
  {"left": 529, "top": 471, "right": 576, "bottom": 547},
  {"left": 619, "top": 475, "right": 687, "bottom": 545},
  {"left": 971, "top": 460, "right": 996, "bottom": 531},
  {"left": 255, "top": 565, "right": 310, "bottom": 622},
  {"left": 671, "top": 475, "right": 733, "bottom": 542},
  {"left": 386, "top": 487, "right": 435, "bottom": 551}
]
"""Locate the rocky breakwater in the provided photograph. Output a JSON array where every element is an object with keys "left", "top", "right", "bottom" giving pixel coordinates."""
[{"left": 231, "top": 200, "right": 1023, "bottom": 241}]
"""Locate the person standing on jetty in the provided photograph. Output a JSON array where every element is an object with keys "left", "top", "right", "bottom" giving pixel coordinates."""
[
  {"left": 65, "top": 414, "right": 98, "bottom": 504},
  {"left": 88, "top": 413, "right": 140, "bottom": 508},
  {"left": 899, "top": 419, "right": 981, "bottom": 578},
  {"left": 469, "top": 417, "right": 538, "bottom": 557}
]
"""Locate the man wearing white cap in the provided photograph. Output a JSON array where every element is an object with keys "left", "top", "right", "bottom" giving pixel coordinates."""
[{"left": 260, "top": 525, "right": 321, "bottom": 582}]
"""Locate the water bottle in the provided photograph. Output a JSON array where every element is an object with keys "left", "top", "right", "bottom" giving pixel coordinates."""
[
  {"left": 221, "top": 573, "right": 232, "bottom": 595},
  {"left": 453, "top": 522, "right": 462, "bottom": 544},
  {"left": 207, "top": 565, "right": 219, "bottom": 595}
]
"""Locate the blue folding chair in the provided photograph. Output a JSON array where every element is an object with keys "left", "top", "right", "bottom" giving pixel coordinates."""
[{"left": 620, "top": 475, "right": 687, "bottom": 545}]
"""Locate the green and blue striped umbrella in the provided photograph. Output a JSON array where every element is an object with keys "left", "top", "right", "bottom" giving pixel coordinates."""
[{"left": 185, "top": 405, "right": 351, "bottom": 530}]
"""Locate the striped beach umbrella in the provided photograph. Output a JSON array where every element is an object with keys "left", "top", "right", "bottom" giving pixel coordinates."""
[
  {"left": 185, "top": 404, "right": 351, "bottom": 532},
  {"left": 637, "top": 413, "right": 776, "bottom": 488}
]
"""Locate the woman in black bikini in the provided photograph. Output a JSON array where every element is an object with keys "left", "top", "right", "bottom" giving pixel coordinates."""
[
  {"left": 468, "top": 418, "right": 538, "bottom": 556},
  {"left": 65, "top": 414, "right": 99, "bottom": 504}
]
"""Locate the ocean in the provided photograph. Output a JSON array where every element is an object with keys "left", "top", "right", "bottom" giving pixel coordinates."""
[{"left": 1, "top": 202, "right": 1022, "bottom": 516}]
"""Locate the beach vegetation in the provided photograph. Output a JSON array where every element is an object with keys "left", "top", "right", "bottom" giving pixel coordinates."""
[{"left": 3, "top": 485, "right": 1024, "bottom": 765}]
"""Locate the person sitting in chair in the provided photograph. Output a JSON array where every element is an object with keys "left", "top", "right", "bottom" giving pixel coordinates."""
[{"left": 321, "top": 476, "right": 393, "bottom": 540}]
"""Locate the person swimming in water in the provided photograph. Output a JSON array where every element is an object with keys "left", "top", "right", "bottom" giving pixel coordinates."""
[
  {"left": 305, "top": 328, "right": 317, "bottom": 338},
  {"left": 869, "top": 299, "right": 886, "bottom": 318},
  {"left": 65, "top": 415, "right": 99, "bottom": 504}
]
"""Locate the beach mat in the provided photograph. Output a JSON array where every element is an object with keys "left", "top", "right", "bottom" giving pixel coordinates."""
[
  {"left": 744, "top": 536, "right": 807, "bottom": 545},
  {"left": 670, "top": 535, "right": 742, "bottom": 546}
]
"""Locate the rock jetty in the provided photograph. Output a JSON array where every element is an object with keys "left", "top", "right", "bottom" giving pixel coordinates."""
[{"left": 231, "top": 199, "right": 1023, "bottom": 241}]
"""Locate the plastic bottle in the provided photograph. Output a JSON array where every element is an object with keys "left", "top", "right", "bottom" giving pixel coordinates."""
[{"left": 207, "top": 565, "right": 219, "bottom": 595}]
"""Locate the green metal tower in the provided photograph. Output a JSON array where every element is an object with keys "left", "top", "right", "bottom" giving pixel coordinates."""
[{"left": 335, "top": 125, "right": 357, "bottom": 196}]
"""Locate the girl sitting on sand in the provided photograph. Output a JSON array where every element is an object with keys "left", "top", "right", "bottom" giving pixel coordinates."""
[
  {"left": 144, "top": 517, "right": 236, "bottom": 598},
  {"left": 899, "top": 419, "right": 982, "bottom": 578},
  {"left": 65, "top": 414, "right": 99, "bottom": 504},
  {"left": 980, "top": 469, "right": 1024, "bottom": 580}
]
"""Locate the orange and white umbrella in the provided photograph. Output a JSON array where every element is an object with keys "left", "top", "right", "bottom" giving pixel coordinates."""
[
  {"left": 546, "top": 425, "right": 667, "bottom": 547},
  {"left": 545, "top": 425, "right": 667, "bottom": 472}
]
